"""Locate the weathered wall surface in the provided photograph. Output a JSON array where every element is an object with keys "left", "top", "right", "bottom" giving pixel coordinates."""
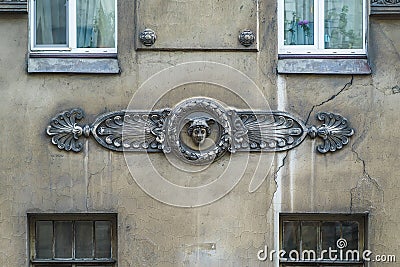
[{"left": 0, "top": 2, "right": 399, "bottom": 267}]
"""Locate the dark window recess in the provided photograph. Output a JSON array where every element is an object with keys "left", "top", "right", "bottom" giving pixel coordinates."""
[
  {"left": 280, "top": 213, "right": 367, "bottom": 267},
  {"left": 29, "top": 214, "right": 117, "bottom": 267}
]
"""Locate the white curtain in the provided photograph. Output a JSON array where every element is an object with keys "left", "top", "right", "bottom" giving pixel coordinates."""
[
  {"left": 35, "top": 0, "right": 115, "bottom": 48},
  {"left": 283, "top": 0, "right": 363, "bottom": 49},
  {"left": 284, "top": 0, "right": 314, "bottom": 46},
  {"left": 324, "top": 0, "right": 363, "bottom": 49},
  {"left": 77, "top": 0, "right": 115, "bottom": 48},
  {"left": 35, "top": 0, "right": 67, "bottom": 45}
]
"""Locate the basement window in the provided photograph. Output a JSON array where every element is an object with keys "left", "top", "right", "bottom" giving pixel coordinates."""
[
  {"left": 28, "top": 213, "right": 117, "bottom": 267},
  {"left": 279, "top": 213, "right": 367, "bottom": 267}
]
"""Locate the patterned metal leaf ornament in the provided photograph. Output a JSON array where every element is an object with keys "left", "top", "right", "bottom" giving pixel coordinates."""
[
  {"left": 308, "top": 112, "right": 355, "bottom": 153},
  {"left": 233, "top": 111, "right": 307, "bottom": 152},
  {"left": 46, "top": 98, "right": 355, "bottom": 160},
  {"left": 46, "top": 108, "right": 87, "bottom": 152},
  {"left": 91, "top": 110, "right": 170, "bottom": 152}
]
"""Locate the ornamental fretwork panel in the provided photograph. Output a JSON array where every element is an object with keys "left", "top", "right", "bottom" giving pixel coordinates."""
[
  {"left": 371, "top": 0, "right": 400, "bottom": 16},
  {"left": 0, "top": 0, "right": 27, "bottom": 12}
]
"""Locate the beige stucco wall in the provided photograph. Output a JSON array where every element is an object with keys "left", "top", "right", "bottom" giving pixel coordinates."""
[{"left": 0, "top": 1, "right": 399, "bottom": 266}]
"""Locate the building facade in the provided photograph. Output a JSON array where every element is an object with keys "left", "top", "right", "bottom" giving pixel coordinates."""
[{"left": 0, "top": 0, "right": 399, "bottom": 266}]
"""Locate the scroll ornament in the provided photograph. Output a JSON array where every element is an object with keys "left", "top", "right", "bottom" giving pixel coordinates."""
[{"left": 47, "top": 98, "right": 354, "bottom": 164}]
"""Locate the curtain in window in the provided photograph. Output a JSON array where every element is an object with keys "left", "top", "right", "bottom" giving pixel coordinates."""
[
  {"left": 324, "top": 0, "right": 363, "bottom": 49},
  {"left": 77, "top": 0, "right": 115, "bottom": 48},
  {"left": 35, "top": 0, "right": 115, "bottom": 48},
  {"left": 284, "top": 0, "right": 314, "bottom": 46},
  {"left": 283, "top": 0, "right": 363, "bottom": 49},
  {"left": 35, "top": 0, "right": 67, "bottom": 45}
]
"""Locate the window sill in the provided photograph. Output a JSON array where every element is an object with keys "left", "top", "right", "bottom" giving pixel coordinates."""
[
  {"left": 27, "top": 55, "right": 120, "bottom": 74},
  {"left": 277, "top": 55, "right": 371, "bottom": 75}
]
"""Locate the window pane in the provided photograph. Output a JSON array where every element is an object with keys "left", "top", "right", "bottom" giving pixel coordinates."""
[
  {"left": 284, "top": 0, "right": 314, "bottom": 45},
  {"left": 95, "top": 221, "right": 112, "bottom": 258},
  {"left": 35, "top": 0, "right": 67, "bottom": 45},
  {"left": 324, "top": 0, "right": 363, "bottom": 49},
  {"left": 282, "top": 221, "right": 300, "bottom": 258},
  {"left": 342, "top": 221, "right": 359, "bottom": 251},
  {"left": 321, "top": 221, "right": 341, "bottom": 259},
  {"left": 75, "top": 221, "right": 94, "bottom": 258},
  {"left": 77, "top": 0, "right": 116, "bottom": 48},
  {"left": 301, "top": 222, "right": 318, "bottom": 252},
  {"left": 54, "top": 221, "right": 72, "bottom": 258},
  {"left": 36, "top": 221, "right": 53, "bottom": 259}
]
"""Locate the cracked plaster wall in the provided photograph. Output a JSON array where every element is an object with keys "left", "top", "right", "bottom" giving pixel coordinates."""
[{"left": 0, "top": 3, "right": 399, "bottom": 267}]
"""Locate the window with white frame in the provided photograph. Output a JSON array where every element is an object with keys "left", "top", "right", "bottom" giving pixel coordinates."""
[
  {"left": 278, "top": 0, "right": 366, "bottom": 55},
  {"left": 28, "top": 213, "right": 117, "bottom": 267},
  {"left": 29, "top": 0, "right": 117, "bottom": 54}
]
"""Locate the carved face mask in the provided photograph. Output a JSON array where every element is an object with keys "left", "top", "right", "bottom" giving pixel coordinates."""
[
  {"left": 191, "top": 126, "right": 208, "bottom": 145},
  {"left": 187, "top": 118, "right": 214, "bottom": 145}
]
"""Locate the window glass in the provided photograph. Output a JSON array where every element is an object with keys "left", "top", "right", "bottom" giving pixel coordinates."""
[
  {"left": 282, "top": 221, "right": 300, "bottom": 255},
  {"left": 324, "top": 0, "right": 363, "bottom": 49},
  {"left": 321, "top": 221, "right": 341, "bottom": 258},
  {"left": 36, "top": 221, "right": 53, "bottom": 259},
  {"left": 76, "top": 0, "right": 116, "bottom": 48},
  {"left": 75, "top": 221, "right": 94, "bottom": 258},
  {"left": 54, "top": 221, "right": 73, "bottom": 258},
  {"left": 35, "top": 0, "right": 67, "bottom": 45},
  {"left": 301, "top": 221, "right": 318, "bottom": 252},
  {"left": 342, "top": 221, "right": 359, "bottom": 251},
  {"left": 284, "top": 0, "right": 314, "bottom": 46},
  {"left": 95, "top": 221, "right": 112, "bottom": 258}
]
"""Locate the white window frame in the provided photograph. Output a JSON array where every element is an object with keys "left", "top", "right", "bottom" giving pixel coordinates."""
[
  {"left": 29, "top": 0, "right": 117, "bottom": 54},
  {"left": 278, "top": 0, "right": 367, "bottom": 55}
]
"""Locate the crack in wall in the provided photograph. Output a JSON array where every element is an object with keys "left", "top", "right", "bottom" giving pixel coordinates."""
[
  {"left": 350, "top": 136, "right": 384, "bottom": 213},
  {"left": 268, "top": 152, "right": 288, "bottom": 213},
  {"left": 305, "top": 75, "right": 354, "bottom": 124},
  {"left": 86, "top": 165, "right": 107, "bottom": 210}
]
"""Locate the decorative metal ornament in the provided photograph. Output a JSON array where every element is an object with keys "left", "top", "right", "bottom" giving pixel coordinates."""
[
  {"left": 239, "top": 30, "right": 255, "bottom": 47},
  {"left": 371, "top": 0, "right": 400, "bottom": 5},
  {"left": 371, "top": 0, "right": 400, "bottom": 15},
  {"left": 46, "top": 98, "right": 355, "bottom": 164},
  {"left": 307, "top": 112, "right": 354, "bottom": 153},
  {"left": 162, "top": 98, "right": 231, "bottom": 165},
  {"left": 139, "top": 28, "right": 157, "bottom": 46},
  {"left": 47, "top": 109, "right": 87, "bottom": 152}
]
